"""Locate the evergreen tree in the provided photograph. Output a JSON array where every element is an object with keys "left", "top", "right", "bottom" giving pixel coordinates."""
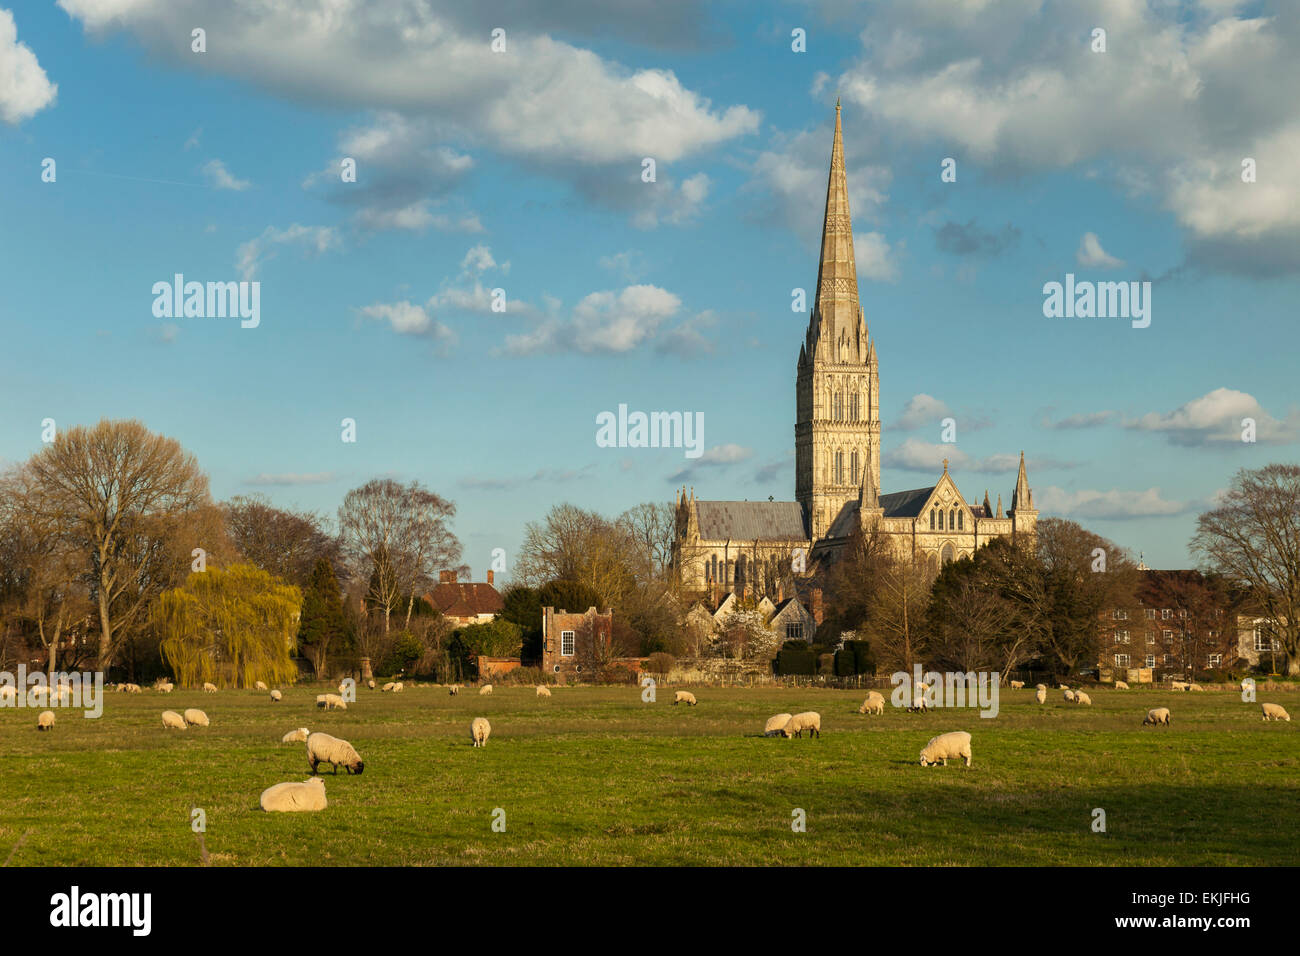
[{"left": 298, "top": 557, "right": 348, "bottom": 678}]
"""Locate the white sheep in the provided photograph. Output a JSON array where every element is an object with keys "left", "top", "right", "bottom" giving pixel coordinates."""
[
  {"left": 306, "top": 732, "right": 364, "bottom": 775},
  {"left": 1035, "top": 687, "right": 1047, "bottom": 705},
  {"left": 367, "top": 679, "right": 376, "bottom": 689},
  {"left": 536, "top": 685, "right": 552, "bottom": 698},
  {"left": 381, "top": 681, "right": 395, "bottom": 692},
  {"left": 1170, "top": 681, "right": 1188, "bottom": 692},
  {"left": 858, "top": 691, "right": 885, "bottom": 715},
  {"left": 315, "top": 693, "right": 347, "bottom": 710},
  {"left": 391, "top": 682, "right": 403, "bottom": 693},
  {"left": 1074, "top": 691, "right": 1092, "bottom": 706},
  {"left": 203, "top": 682, "right": 217, "bottom": 693},
  {"left": 764, "top": 713, "right": 794, "bottom": 736},
  {"left": 471, "top": 717, "right": 491, "bottom": 747},
  {"left": 281, "top": 727, "right": 310, "bottom": 743},
  {"left": 123, "top": 683, "right": 142, "bottom": 694},
  {"left": 260, "top": 777, "right": 327, "bottom": 813},
  {"left": 1188, "top": 683, "right": 1204, "bottom": 692},
  {"left": 907, "top": 696, "right": 928, "bottom": 713},
  {"left": 1261, "top": 702, "right": 1291, "bottom": 722},
  {"left": 37, "top": 710, "right": 55, "bottom": 731},
  {"left": 161, "top": 710, "right": 187, "bottom": 730},
  {"left": 1063, "top": 689, "right": 1076, "bottom": 703},
  {"left": 919, "top": 730, "right": 972, "bottom": 767},
  {"left": 674, "top": 690, "right": 697, "bottom": 706},
  {"left": 448, "top": 684, "right": 462, "bottom": 696},
  {"left": 156, "top": 681, "right": 174, "bottom": 694},
  {"left": 1143, "top": 707, "right": 1172, "bottom": 726},
  {"left": 270, "top": 689, "right": 282, "bottom": 702},
  {"left": 1035, "top": 683, "right": 1047, "bottom": 691},
  {"left": 1009, "top": 680, "right": 1024, "bottom": 689},
  {"left": 1058, "top": 683, "right": 1069, "bottom": 690},
  {"left": 1115, "top": 681, "right": 1129, "bottom": 690},
  {"left": 781, "top": 711, "right": 821, "bottom": 738},
  {"left": 183, "top": 708, "right": 209, "bottom": 727},
  {"left": 479, "top": 684, "right": 493, "bottom": 696}
]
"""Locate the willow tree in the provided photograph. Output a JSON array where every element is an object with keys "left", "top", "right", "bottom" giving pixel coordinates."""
[{"left": 156, "top": 563, "right": 301, "bottom": 688}]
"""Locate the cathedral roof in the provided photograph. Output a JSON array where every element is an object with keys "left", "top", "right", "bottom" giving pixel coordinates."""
[
  {"left": 879, "top": 486, "right": 938, "bottom": 518},
  {"left": 694, "top": 500, "right": 808, "bottom": 541}
]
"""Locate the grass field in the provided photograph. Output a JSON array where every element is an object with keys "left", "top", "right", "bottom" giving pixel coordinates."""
[{"left": 2, "top": 683, "right": 1296, "bottom": 866}]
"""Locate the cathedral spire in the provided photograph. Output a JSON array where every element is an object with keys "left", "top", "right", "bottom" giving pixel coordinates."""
[
  {"left": 858, "top": 454, "right": 880, "bottom": 511},
  {"left": 806, "top": 103, "right": 863, "bottom": 362},
  {"left": 1011, "top": 451, "right": 1031, "bottom": 514}
]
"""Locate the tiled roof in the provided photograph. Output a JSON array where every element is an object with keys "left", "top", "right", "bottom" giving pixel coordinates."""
[
  {"left": 695, "top": 500, "right": 808, "bottom": 541},
  {"left": 425, "top": 582, "right": 503, "bottom": 618}
]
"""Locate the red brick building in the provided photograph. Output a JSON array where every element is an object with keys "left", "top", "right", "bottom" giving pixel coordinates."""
[
  {"left": 424, "top": 570, "right": 503, "bottom": 627},
  {"left": 541, "top": 605, "right": 614, "bottom": 683}
]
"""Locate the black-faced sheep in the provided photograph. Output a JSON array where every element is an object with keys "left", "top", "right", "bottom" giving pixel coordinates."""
[{"left": 306, "top": 732, "right": 364, "bottom": 775}]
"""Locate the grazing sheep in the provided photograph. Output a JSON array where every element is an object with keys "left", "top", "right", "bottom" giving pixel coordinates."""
[
  {"left": 919, "top": 730, "right": 972, "bottom": 767},
  {"left": 1261, "top": 702, "right": 1291, "bottom": 722},
  {"left": 391, "top": 682, "right": 403, "bottom": 693},
  {"left": 1035, "top": 687, "right": 1047, "bottom": 705},
  {"left": 1188, "top": 683, "right": 1204, "bottom": 692},
  {"left": 764, "top": 713, "right": 794, "bottom": 736},
  {"left": 1115, "top": 681, "right": 1129, "bottom": 690},
  {"left": 270, "top": 689, "right": 282, "bottom": 702},
  {"left": 1074, "top": 691, "right": 1092, "bottom": 706},
  {"left": 183, "top": 708, "right": 209, "bottom": 727},
  {"left": 306, "top": 732, "right": 364, "bottom": 775},
  {"left": 123, "top": 683, "right": 142, "bottom": 694},
  {"left": 202, "top": 682, "right": 217, "bottom": 693},
  {"left": 367, "top": 679, "right": 376, "bottom": 689},
  {"left": 281, "top": 727, "right": 310, "bottom": 744},
  {"left": 1143, "top": 707, "right": 1172, "bottom": 726},
  {"left": 536, "top": 685, "right": 552, "bottom": 698},
  {"left": 907, "top": 696, "right": 928, "bottom": 713},
  {"left": 315, "top": 694, "right": 347, "bottom": 710},
  {"left": 1009, "top": 680, "right": 1025, "bottom": 689},
  {"left": 448, "top": 684, "right": 462, "bottom": 696},
  {"left": 37, "top": 710, "right": 55, "bottom": 731},
  {"left": 161, "top": 710, "right": 187, "bottom": 730},
  {"left": 673, "top": 690, "right": 697, "bottom": 706},
  {"left": 858, "top": 691, "right": 885, "bottom": 715},
  {"left": 1063, "top": 689, "right": 1076, "bottom": 703},
  {"left": 254, "top": 680, "right": 268, "bottom": 691},
  {"left": 155, "top": 680, "right": 174, "bottom": 694},
  {"left": 1170, "top": 681, "right": 1189, "bottom": 692},
  {"left": 260, "top": 777, "right": 327, "bottom": 813},
  {"left": 781, "top": 712, "right": 821, "bottom": 739},
  {"left": 479, "top": 684, "right": 493, "bottom": 696},
  {"left": 381, "top": 682, "right": 394, "bottom": 692},
  {"left": 471, "top": 717, "right": 491, "bottom": 747}
]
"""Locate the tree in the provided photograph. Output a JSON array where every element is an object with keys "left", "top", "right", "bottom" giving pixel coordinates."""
[
  {"left": 223, "top": 495, "right": 339, "bottom": 588},
  {"left": 456, "top": 617, "right": 524, "bottom": 659},
  {"left": 1193, "top": 464, "right": 1300, "bottom": 675},
  {"left": 867, "top": 553, "right": 933, "bottom": 673},
  {"left": 24, "top": 420, "right": 211, "bottom": 669},
  {"left": 297, "top": 557, "right": 349, "bottom": 678},
  {"left": 500, "top": 585, "right": 543, "bottom": 663},
  {"left": 927, "top": 554, "right": 1016, "bottom": 673},
  {"left": 618, "top": 501, "right": 675, "bottom": 584},
  {"left": 516, "top": 504, "right": 637, "bottom": 608},
  {"left": 716, "top": 603, "right": 780, "bottom": 661},
  {"left": 155, "top": 563, "right": 301, "bottom": 688},
  {"left": 820, "top": 521, "right": 893, "bottom": 640}
]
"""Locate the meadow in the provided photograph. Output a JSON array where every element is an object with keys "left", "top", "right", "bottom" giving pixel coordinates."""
[{"left": 1, "top": 683, "right": 1295, "bottom": 866}]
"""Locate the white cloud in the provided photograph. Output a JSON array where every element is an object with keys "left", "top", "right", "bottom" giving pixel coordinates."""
[
  {"left": 201, "top": 158, "right": 251, "bottom": 191},
  {"left": 1035, "top": 486, "right": 1186, "bottom": 519},
  {"left": 0, "top": 8, "right": 57, "bottom": 124},
  {"left": 501, "top": 284, "right": 682, "bottom": 356},
  {"left": 235, "top": 224, "right": 340, "bottom": 280},
  {"left": 1076, "top": 232, "right": 1123, "bottom": 268},
  {"left": 357, "top": 300, "right": 457, "bottom": 352},
  {"left": 183, "top": 126, "right": 201, "bottom": 150},
  {"left": 1124, "top": 387, "right": 1300, "bottom": 445},
  {"left": 668, "top": 444, "right": 753, "bottom": 481},
  {"left": 895, "top": 394, "right": 952, "bottom": 430}
]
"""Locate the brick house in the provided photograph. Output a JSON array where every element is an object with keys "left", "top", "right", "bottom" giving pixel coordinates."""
[
  {"left": 424, "top": 570, "right": 503, "bottom": 627},
  {"left": 541, "top": 605, "right": 614, "bottom": 683}
]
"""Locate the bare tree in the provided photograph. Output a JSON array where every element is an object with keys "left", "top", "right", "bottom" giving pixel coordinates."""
[
  {"left": 515, "top": 503, "right": 637, "bottom": 609},
  {"left": 618, "top": 502, "right": 675, "bottom": 584},
  {"left": 1193, "top": 464, "right": 1300, "bottom": 675},
  {"left": 223, "top": 494, "right": 340, "bottom": 587},
  {"left": 868, "top": 554, "right": 933, "bottom": 674}
]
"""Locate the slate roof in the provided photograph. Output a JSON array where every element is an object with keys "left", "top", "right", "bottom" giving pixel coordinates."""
[
  {"left": 695, "top": 501, "right": 808, "bottom": 541},
  {"left": 879, "top": 486, "right": 936, "bottom": 518}
]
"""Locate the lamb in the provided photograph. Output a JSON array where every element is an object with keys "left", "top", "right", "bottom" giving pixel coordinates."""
[
  {"left": 270, "top": 689, "right": 282, "bottom": 702},
  {"left": 1009, "top": 680, "right": 1024, "bottom": 689},
  {"left": 858, "top": 691, "right": 885, "bottom": 715},
  {"left": 203, "top": 682, "right": 218, "bottom": 693},
  {"left": 673, "top": 690, "right": 697, "bottom": 706},
  {"left": 781, "top": 711, "right": 821, "bottom": 738},
  {"left": 1261, "top": 703, "right": 1291, "bottom": 722},
  {"left": 1114, "top": 681, "right": 1129, "bottom": 690},
  {"left": 536, "top": 685, "right": 552, "bottom": 698},
  {"left": 155, "top": 680, "right": 174, "bottom": 693},
  {"left": 919, "top": 730, "right": 972, "bottom": 767},
  {"left": 764, "top": 713, "right": 794, "bottom": 736},
  {"left": 255, "top": 680, "right": 268, "bottom": 691},
  {"left": 1074, "top": 691, "right": 1092, "bottom": 706},
  {"left": 260, "top": 777, "right": 327, "bottom": 813},
  {"left": 1143, "top": 707, "right": 1172, "bottom": 726},
  {"left": 471, "top": 717, "right": 491, "bottom": 747},
  {"left": 306, "top": 732, "right": 364, "bottom": 775},
  {"left": 37, "top": 710, "right": 55, "bottom": 731},
  {"left": 907, "top": 696, "right": 928, "bottom": 713},
  {"left": 183, "top": 708, "right": 209, "bottom": 727},
  {"left": 1035, "top": 687, "right": 1047, "bottom": 704},
  {"left": 1063, "top": 689, "right": 1076, "bottom": 703},
  {"left": 448, "top": 684, "right": 462, "bottom": 696},
  {"left": 161, "top": 710, "right": 187, "bottom": 730},
  {"left": 281, "top": 727, "right": 310, "bottom": 743},
  {"left": 479, "top": 684, "right": 493, "bottom": 696}
]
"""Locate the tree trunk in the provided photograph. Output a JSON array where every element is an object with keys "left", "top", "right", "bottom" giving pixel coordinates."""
[
  {"left": 404, "top": 594, "right": 414, "bottom": 630},
  {"left": 97, "top": 581, "right": 113, "bottom": 672}
]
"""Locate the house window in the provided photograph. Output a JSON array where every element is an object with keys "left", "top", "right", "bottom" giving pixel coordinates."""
[
  {"left": 949, "top": 509, "right": 956, "bottom": 530},
  {"left": 1146, "top": 633, "right": 1156, "bottom": 644},
  {"left": 1162, "top": 609, "right": 1171, "bottom": 620},
  {"left": 1144, "top": 608, "right": 1156, "bottom": 620},
  {"left": 1254, "top": 629, "right": 1273, "bottom": 652},
  {"left": 1115, "top": 654, "right": 1129, "bottom": 668},
  {"left": 785, "top": 623, "right": 803, "bottom": 642},
  {"left": 561, "top": 630, "right": 575, "bottom": 657},
  {"left": 1145, "top": 655, "right": 1155, "bottom": 668},
  {"left": 1115, "top": 630, "right": 1130, "bottom": 644},
  {"left": 1207, "top": 654, "right": 1222, "bottom": 667},
  {"left": 1163, "top": 630, "right": 1173, "bottom": 641},
  {"left": 1113, "top": 609, "right": 1128, "bottom": 620},
  {"left": 1163, "top": 654, "right": 1173, "bottom": 664}
]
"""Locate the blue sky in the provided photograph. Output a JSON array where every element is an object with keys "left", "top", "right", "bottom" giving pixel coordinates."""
[{"left": 2, "top": 0, "right": 1298, "bottom": 574}]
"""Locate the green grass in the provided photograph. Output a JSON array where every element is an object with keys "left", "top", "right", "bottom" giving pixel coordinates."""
[{"left": 1, "top": 684, "right": 1295, "bottom": 866}]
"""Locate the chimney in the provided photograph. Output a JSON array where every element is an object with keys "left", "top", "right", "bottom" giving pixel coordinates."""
[
  {"left": 487, "top": 570, "right": 494, "bottom": 587},
  {"left": 810, "top": 587, "right": 823, "bottom": 626},
  {"left": 439, "top": 570, "right": 457, "bottom": 584}
]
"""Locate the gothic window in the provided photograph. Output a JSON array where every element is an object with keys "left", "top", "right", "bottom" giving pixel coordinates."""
[
  {"left": 851, "top": 451, "right": 859, "bottom": 484},
  {"left": 851, "top": 392, "right": 860, "bottom": 421},
  {"left": 930, "top": 510, "right": 935, "bottom": 531},
  {"left": 957, "top": 511, "right": 963, "bottom": 531},
  {"left": 949, "top": 509, "right": 956, "bottom": 530},
  {"left": 941, "top": 543, "right": 955, "bottom": 564},
  {"left": 834, "top": 391, "right": 842, "bottom": 421},
  {"left": 835, "top": 451, "right": 843, "bottom": 483}
]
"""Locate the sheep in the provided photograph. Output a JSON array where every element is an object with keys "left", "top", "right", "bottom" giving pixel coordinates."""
[
  {"left": 907, "top": 696, "right": 928, "bottom": 713},
  {"left": 161, "top": 710, "right": 187, "bottom": 730},
  {"left": 536, "top": 685, "right": 552, "bottom": 698},
  {"left": 367, "top": 679, "right": 376, "bottom": 689},
  {"left": 448, "top": 684, "right": 462, "bottom": 696},
  {"left": 919, "top": 730, "right": 972, "bottom": 767},
  {"left": 1035, "top": 683, "right": 1047, "bottom": 691},
  {"left": 260, "top": 777, "right": 327, "bottom": 813},
  {"left": 306, "top": 732, "right": 364, "bottom": 775},
  {"left": 203, "top": 682, "right": 218, "bottom": 693},
  {"left": 183, "top": 708, "right": 209, "bottom": 727},
  {"left": 479, "top": 684, "right": 493, "bottom": 696},
  {"left": 391, "top": 682, "right": 403, "bottom": 693},
  {"left": 1115, "top": 681, "right": 1129, "bottom": 690},
  {"left": 1063, "top": 689, "right": 1076, "bottom": 703},
  {"left": 1188, "top": 683, "right": 1204, "bottom": 692},
  {"left": 381, "top": 682, "right": 395, "bottom": 692},
  {"left": 1261, "top": 703, "right": 1291, "bottom": 722},
  {"left": 270, "top": 689, "right": 282, "bottom": 702},
  {"left": 1170, "top": 681, "right": 1188, "bottom": 692},
  {"left": 155, "top": 680, "right": 174, "bottom": 694},
  {"left": 858, "top": 691, "right": 885, "bottom": 715},
  {"left": 254, "top": 680, "right": 268, "bottom": 691},
  {"left": 123, "top": 683, "right": 142, "bottom": 694},
  {"left": 281, "top": 727, "right": 310, "bottom": 743},
  {"left": 764, "top": 713, "right": 794, "bottom": 736},
  {"left": 1058, "top": 683, "right": 1069, "bottom": 690},
  {"left": 1143, "top": 707, "right": 1172, "bottom": 726},
  {"left": 673, "top": 690, "right": 697, "bottom": 706},
  {"left": 471, "top": 717, "right": 491, "bottom": 747},
  {"left": 781, "top": 712, "right": 821, "bottom": 739},
  {"left": 1009, "top": 680, "right": 1025, "bottom": 689},
  {"left": 37, "top": 710, "right": 55, "bottom": 731},
  {"left": 1074, "top": 691, "right": 1092, "bottom": 706},
  {"left": 315, "top": 694, "right": 347, "bottom": 710},
  {"left": 1035, "top": 687, "right": 1047, "bottom": 705}
]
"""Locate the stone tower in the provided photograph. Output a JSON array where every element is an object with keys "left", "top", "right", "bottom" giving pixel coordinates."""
[{"left": 795, "top": 102, "right": 880, "bottom": 540}]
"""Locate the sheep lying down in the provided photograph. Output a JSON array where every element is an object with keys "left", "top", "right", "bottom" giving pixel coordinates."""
[{"left": 260, "top": 777, "right": 327, "bottom": 812}]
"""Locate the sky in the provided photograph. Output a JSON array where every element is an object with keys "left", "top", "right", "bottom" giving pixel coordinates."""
[{"left": 1, "top": 0, "right": 1298, "bottom": 576}]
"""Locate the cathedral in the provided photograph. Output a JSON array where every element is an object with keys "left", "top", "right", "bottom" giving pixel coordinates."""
[{"left": 673, "top": 104, "right": 1037, "bottom": 596}]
